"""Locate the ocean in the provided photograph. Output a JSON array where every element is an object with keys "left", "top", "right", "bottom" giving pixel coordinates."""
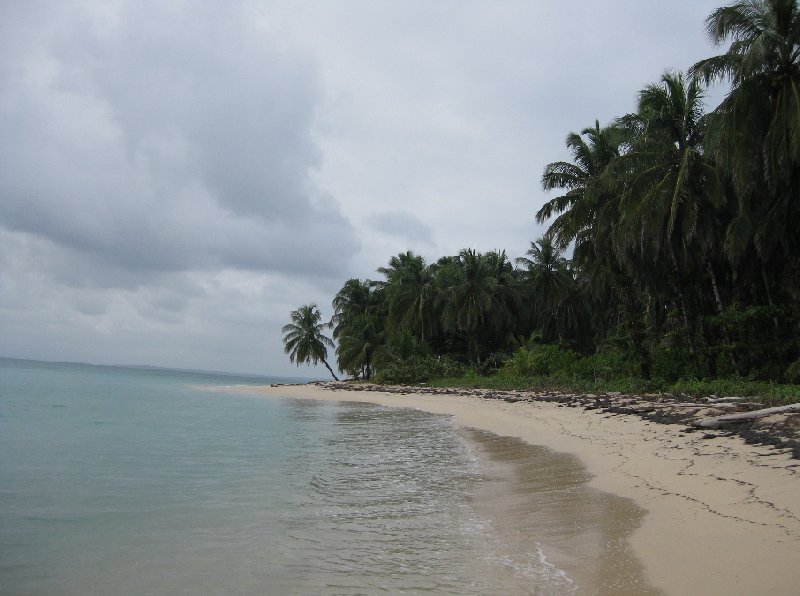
[{"left": 0, "top": 358, "right": 654, "bottom": 595}]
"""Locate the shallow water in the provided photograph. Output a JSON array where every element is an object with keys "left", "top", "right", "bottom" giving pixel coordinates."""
[
  {"left": 465, "top": 430, "right": 659, "bottom": 595},
  {"left": 0, "top": 358, "right": 656, "bottom": 594}
]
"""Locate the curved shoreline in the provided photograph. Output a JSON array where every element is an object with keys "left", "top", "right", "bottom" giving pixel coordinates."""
[{"left": 238, "top": 382, "right": 800, "bottom": 595}]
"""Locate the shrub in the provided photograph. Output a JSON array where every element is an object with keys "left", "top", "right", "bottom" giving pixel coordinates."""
[
  {"left": 499, "top": 344, "right": 578, "bottom": 377},
  {"left": 373, "top": 355, "right": 466, "bottom": 384},
  {"left": 786, "top": 358, "right": 800, "bottom": 384},
  {"left": 649, "top": 344, "right": 692, "bottom": 383},
  {"left": 569, "top": 346, "right": 638, "bottom": 382}
]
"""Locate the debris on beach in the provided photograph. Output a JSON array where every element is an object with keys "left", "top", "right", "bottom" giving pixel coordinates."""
[{"left": 307, "top": 381, "right": 800, "bottom": 459}]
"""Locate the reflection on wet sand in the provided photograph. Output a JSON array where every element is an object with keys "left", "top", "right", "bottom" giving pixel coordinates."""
[{"left": 465, "top": 429, "right": 661, "bottom": 596}]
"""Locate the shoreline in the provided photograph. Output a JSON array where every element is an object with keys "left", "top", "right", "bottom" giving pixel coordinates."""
[{"left": 240, "top": 382, "right": 800, "bottom": 595}]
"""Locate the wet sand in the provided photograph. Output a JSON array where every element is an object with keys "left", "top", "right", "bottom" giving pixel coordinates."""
[
  {"left": 244, "top": 383, "right": 800, "bottom": 595},
  {"left": 465, "top": 430, "right": 657, "bottom": 594}
]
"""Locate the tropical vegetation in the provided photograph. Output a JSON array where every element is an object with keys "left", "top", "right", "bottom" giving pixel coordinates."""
[
  {"left": 281, "top": 304, "right": 339, "bottom": 380},
  {"left": 282, "top": 1, "right": 800, "bottom": 403}
]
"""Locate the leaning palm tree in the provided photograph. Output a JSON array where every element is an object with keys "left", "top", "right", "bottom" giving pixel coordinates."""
[{"left": 281, "top": 304, "right": 339, "bottom": 380}]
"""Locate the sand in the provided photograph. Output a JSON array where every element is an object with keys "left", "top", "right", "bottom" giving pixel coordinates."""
[{"left": 244, "top": 383, "right": 800, "bottom": 595}]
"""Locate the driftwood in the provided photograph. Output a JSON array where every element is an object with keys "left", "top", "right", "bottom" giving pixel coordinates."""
[
  {"left": 693, "top": 403, "right": 800, "bottom": 429},
  {"left": 673, "top": 402, "right": 712, "bottom": 408}
]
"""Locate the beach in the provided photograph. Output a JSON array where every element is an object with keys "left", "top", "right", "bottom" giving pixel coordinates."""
[{"left": 249, "top": 382, "right": 800, "bottom": 595}]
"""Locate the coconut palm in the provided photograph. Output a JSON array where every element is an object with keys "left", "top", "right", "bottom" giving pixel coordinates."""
[
  {"left": 373, "top": 330, "right": 427, "bottom": 372},
  {"left": 436, "top": 249, "right": 502, "bottom": 364},
  {"left": 375, "top": 251, "right": 422, "bottom": 287},
  {"left": 381, "top": 252, "right": 435, "bottom": 342},
  {"left": 516, "top": 237, "right": 574, "bottom": 341},
  {"left": 692, "top": 0, "right": 800, "bottom": 263},
  {"left": 516, "top": 238, "right": 571, "bottom": 306},
  {"left": 537, "top": 121, "right": 644, "bottom": 355},
  {"left": 335, "top": 311, "right": 382, "bottom": 379},
  {"left": 281, "top": 304, "right": 339, "bottom": 380},
  {"left": 537, "top": 120, "right": 625, "bottom": 255},
  {"left": 613, "top": 71, "right": 716, "bottom": 371},
  {"left": 331, "top": 278, "right": 375, "bottom": 339},
  {"left": 536, "top": 121, "right": 629, "bottom": 330},
  {"left": 615, "top": 71, "right": 711, "bottom": 257}
]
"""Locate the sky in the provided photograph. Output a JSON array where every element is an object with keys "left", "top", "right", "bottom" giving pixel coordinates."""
[{"left": 0, "top": 0, "right": 729, "bottom": 377}]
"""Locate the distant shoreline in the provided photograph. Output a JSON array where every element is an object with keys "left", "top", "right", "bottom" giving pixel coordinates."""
[{"left": 240, "top": 381, "right": 800, "bottom": 595}]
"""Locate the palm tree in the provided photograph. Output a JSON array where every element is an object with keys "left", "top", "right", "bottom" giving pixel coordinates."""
[
  {"left": 437, "top": 249, "right": 501, "bottom": 365},
  {"left": 380, "top": 252, "right": 435, "bottom": 342},
  {"left": 375, "top": 251, "right": 422, "bottom": 287},
  {"left": 330, "top": 277, "right": 388, "bottom": 379},
  {"left": 537, "top": 121, "right": 643, "bottom": 357},
  {"left": 373, "top": 330, "right": 427, "bottom": 373},
  {"left": 536, "top": 120, "right": 629, "bottom": 333},
  {"left": 335, "top": 312, "right": 382, "bottom": 379},
  {"left": 515, "top": 237, "right": 574, "bottom": 341},
  {"left": 616, "top": 71, "right": 711, "bottom": 257},
  {"left": 691, "top": 1, "right": 800, "bottom": 365},
  {"left": 281, "top": 304, "right": 339, "bottom": 380},
  {"left": 692, "top": 0, "right": 800, "bottom": 264},
  {"left": 613, "top": 71, "right": 717, "bottom": 372},
  {"left": 537, "top": 120, "right": 625, "bottom": 254},
  {"left": 331, "top": 278, "right": 374, "bottom": 339}
]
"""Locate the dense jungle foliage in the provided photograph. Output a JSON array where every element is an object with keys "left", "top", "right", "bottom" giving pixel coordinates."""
[{"left": 284, "top": 1, "right": 800, "bottom": 398}]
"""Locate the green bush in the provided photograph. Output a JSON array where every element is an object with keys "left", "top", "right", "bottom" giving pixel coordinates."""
[
  {"left": 499, "top": 348, "right": 536, "bottom": 376},
  {"left": 373, "top": 355, "right": 466, "bottom": 384},
  {"left": 499, "top": 344, "right": 578, "bottom": 377},
  {"left": 570, "top": 346, "right": 638, "bottom": 382},
  {"left": 649, "top": 344, "right": 692, "bottom": 383},
  {"left": 671, "top": 378, "right": 800, "bottom": 406},
  {"left": 786, "top": 358, "right": 800, "bottom": 384}
]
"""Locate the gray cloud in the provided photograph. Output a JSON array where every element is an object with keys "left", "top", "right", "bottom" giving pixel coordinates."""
[
  {"left": 0, "top": 0, "right": 358, "bottom": 285},
  {"left": 0, "top": 1, "right": 728, "bottom": 375},
  {"left": 367, "top": 210, "right": 433, "bottom": 245}
]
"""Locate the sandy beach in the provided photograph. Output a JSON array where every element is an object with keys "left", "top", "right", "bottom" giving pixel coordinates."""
[{"left": 245, "top": 383, "right": 800, "bottom": 595}]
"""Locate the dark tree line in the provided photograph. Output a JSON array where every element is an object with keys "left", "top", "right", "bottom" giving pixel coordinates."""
[{"left": 285, "top": 0, "right": 800, "bottom": 384}]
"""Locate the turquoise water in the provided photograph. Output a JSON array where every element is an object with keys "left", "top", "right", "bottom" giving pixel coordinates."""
[
  {"left": 0, "top": 358, "right": 565, "bottom": 594},
  {"left": 0, "top": 358, "right": 654, "bottom": 595}
]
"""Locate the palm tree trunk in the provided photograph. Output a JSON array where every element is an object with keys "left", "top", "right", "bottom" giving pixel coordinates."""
[
  {"left": 669, "top": 244, "right": 701, "bottom": 376},
  {"left": 417, "top": 296, "right": 426, "bottom": 343},
  {"left": 620, "top": 289, "right": 651, "bottom": 378},
  {"left": 760, "top": 262, "right": 779, "bottom": 329},
  {"left": 707, "top": 261, "right": 724, "bottom": 316},
  {"left": 706, "top": 260, "right": 738, "bottom": 374},
  {"left": 322, "top": 359, "right": 339, "bottom": 381}
]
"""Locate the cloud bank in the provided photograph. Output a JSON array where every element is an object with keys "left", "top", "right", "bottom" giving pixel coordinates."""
[
  {"left": 0, "top": 1, "right": 726, "bottom": 375},
  {"left": 0, "top": 0, "right": 358, "bottom": 373}
]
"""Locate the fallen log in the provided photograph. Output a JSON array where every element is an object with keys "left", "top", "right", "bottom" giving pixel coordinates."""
[{"left": 693, "top": 403, "right": 800, "bottom": 429}]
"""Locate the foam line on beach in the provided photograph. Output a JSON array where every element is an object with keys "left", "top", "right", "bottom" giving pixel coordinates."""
[{"left": 241, "top": 383, "right": 800, "bottom": 596}]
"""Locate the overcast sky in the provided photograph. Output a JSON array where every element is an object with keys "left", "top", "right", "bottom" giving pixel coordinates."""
[{"left": 0, "top": 0, "right": 728, "bottom": 376}]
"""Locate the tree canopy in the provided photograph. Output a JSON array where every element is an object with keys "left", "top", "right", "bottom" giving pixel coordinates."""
[{"left": 282, "top": 1, "right": 800, "bottom": 388}]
